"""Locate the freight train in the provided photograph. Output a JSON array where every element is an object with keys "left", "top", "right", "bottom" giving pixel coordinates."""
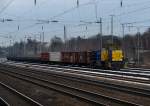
[{"left": 7, "top": 49, "right": 125, "bottom": 70}]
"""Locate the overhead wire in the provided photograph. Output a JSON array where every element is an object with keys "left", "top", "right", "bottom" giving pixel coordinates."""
[
  {"left": 2, "top": 1, "right": 150, "bottom": 24},
  {"left": 0, "top": 0, "right": 15, "bottom": 15},
  {"left": 101, "top": 0, "right": 150, "bottom": 36},
  {"left": 122, "top": 19, "right": 150, "bottom": 25},
  {"left": 50, "top": 1, "right": 94, "bottom": 20},
  {"left": 58, "top": 0, "right": 150, "bottom": 37},
  {"left": 2, "top": 1, "right": 96, "bottom": 38},
  {"left": 117, "top": 5, "right": 150, "bottom": 17},
  {"left": 0, "top": 1, "right": 94, "bottom": 32},
  {"left": 0, "top": 0, "right": 49, "bottom": 37},
  {"left": 0, "top": 0, "right": 10, "bottom": 10},
  {"left": 2, "top": 0, "right": 48, "bottom": 20},
  {"left": 104, "top": 0, "right": 150, "bottom": 17},
  {"left": 3, "top": 0, "right": 150, "bottom": 42},
  {"left": 2, "top": 23, "right": 38, "bottom": 36}
]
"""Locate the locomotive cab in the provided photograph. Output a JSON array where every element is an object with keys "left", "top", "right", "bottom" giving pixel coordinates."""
[{"left": 109, "top": 50, "right": 124, "bottom": 70}]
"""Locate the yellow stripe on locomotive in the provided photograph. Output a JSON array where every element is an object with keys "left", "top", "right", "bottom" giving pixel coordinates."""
[
  {"left": 101, "top": 50, "right": 109, "bottom": 61},
  {"left": 112, "top": 50, "right": 124, "bottom": 62}
]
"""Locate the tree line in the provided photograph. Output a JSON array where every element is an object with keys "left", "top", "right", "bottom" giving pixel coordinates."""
[{"left": 2, "top": 28, "right": 150, "bottom": 62}]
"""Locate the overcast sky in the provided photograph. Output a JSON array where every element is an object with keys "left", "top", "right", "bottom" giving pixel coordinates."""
[{"left": 0, "top": 0, "right": 150, "bottom": 46}]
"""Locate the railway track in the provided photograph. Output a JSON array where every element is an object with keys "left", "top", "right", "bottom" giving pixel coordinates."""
[
  {"left": 6, "top": 61, "right": 150, "bottom": 75},
  {"left": 5, "top": 61, "right": 150, "bottom": 74},
  {"left": 0, "top": 81, "right": 43, "bottom": 106},
  {"left": 3, "top": 64, "right": 150, "bottom": 96},
  {"left": 35, "top": 64, "right": 150, "bottom": 77},
  {"left": 121, "top": 68, "right": 150, "bottom": 73},
  {"left": 4, "top": 61, "right": 150, "bottom": 83},
  {"left": 124, "top": 67, "right": 150, "bottom": 71},
  {"left": 0, "top": 65, "right": 136, "bottom": 106},
  {"left": 0, "top": 97, "right": 9, "bottom": 106},
  {"left": 0, "top": 64, "right": 150, "bottom": 105}
]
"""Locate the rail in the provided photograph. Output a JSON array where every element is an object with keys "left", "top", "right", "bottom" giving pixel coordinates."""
[
  {"left": 0, "top": 65, "right": 149, "bottom": 105},
  {"left": 0, "top": 81, "right": 43, "bottom": 106}
]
